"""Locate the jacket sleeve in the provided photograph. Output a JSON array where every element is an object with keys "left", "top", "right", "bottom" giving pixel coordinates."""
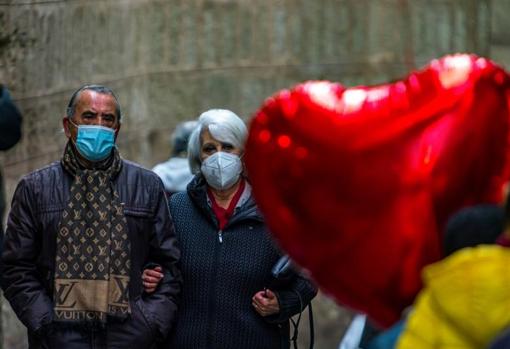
[
  {"left": 266, "top": 270, "right": 318, "bottom": 324},
  {"left": 0, "top": 85, "right": 22, "bottom": 151},
  {"left": 1, "top": 177, "right": 53, "bottom": 333},
  {"left": 140, "top": 184, "right": 182, "bottom": 340},
  {"left": 396, "top": 291, "right": 441, "bottom": 348},
  {"left": 395, "top": 290, "right": 469, "bottom": 349}
]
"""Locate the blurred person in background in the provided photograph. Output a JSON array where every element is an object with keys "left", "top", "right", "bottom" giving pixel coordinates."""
[
  {"left": 152, "top": 120, "right": 197, "bottom": 196},
  {"left": 396, "top": 195, "right": 510, "bottom": 349},
  {"left": 442, "top": 204, "right": 504, "bottom": 256},
  {"left": 0, "top": 84, "right": 22, "bottom": 234},
  {"left": 486, "top": 188, "right": 510, "bottom": 349},
  {"left": 357, "top": 204, "right": 505, "bottom": 349},
  {"left": 0, "top": 84, "right": 22, "bottom": 291},
  {"left": 143, "top": 108, "right": 317, "bottom": 349},
  {"left": 1, "top": 84, "right": 181, "bottom": 349}
]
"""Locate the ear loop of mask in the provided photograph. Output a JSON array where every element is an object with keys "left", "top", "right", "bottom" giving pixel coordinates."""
[{"left": 67, "top": 118, "right": 79, "bottom": 146}]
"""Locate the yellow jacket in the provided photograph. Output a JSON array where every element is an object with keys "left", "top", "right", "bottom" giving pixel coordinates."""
[{"left": 397, "top": 245, "right": 510, "bottom": 349}]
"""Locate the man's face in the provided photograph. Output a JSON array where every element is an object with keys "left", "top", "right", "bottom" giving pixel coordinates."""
[{"left": 63, "top": 90, "right": 121, "bottom": 141}]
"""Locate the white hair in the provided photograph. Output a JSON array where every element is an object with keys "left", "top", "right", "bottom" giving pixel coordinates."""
[{"left": 188, "top": 109, "right": 247, "bottom": 174}]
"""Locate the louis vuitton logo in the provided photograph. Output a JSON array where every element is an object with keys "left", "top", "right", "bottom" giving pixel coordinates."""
[
  {"left": 114, "top": 277, "right": 129, "bottom": 304},
  {"left": 55, "top": 281, "right": 78, "bottom": 308},
  {"left": 98, "top": 245, "right": 107, "bottom": 256},
  {"left": 113, "top": 240, "right": 123, "bottom": 251},
  {"left": 98, "top": 211, "right": 107, "bottom": 221},
  {"left": 74, "top": 210, "right": 81, "bottom": 220},
  {"left": 99, "top": 177, "right": 107, "bottom": 186}
]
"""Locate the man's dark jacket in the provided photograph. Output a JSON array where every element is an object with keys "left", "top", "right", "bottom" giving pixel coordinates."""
[{"left": 1, "top": 159, "right": 182, "bottom": 348}]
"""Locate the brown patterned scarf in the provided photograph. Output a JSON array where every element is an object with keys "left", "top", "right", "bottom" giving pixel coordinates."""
[{"left": 54, "top": 142, "right": 131, "bottom": 323}]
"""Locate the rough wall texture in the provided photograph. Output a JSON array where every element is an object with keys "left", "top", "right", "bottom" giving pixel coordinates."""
[{"left": 0, "top": 0, "right": 503, "bottom": 348}]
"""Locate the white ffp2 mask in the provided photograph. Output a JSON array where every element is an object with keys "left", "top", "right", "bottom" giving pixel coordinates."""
[{"left": 201, "top": 152, "right": 242, "bottom": 190}]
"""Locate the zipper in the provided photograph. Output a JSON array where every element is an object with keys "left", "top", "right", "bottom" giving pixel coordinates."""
[{"left": 206, "top": 229, "right": 223, "bottom": 346}]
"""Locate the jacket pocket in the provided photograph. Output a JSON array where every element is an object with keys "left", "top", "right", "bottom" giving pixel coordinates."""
[
  {"left": 123, "top": 207, "right": 153, "bottom": 218},
  {"left": 36, "top": 203, "right": 65, "bottom": 215},
  {"left": 123, "top": 208, "right": 153, "bottom": 252},
  {"left": 107, "top": 298, "right": 157, "bottom": 348},
  {"left": 135, "top": 298, "right": 158, "bottom": 340},
  {"left": 36, "top": 206, "right": 64, "bottom": 232},
  {"left": 123, "top": 207, "right": 153, "bottom": 237}
]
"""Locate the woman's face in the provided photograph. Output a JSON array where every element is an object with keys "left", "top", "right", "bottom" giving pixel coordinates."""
[{"left": 200, "top": 128, "right": 242, "bottom": 162}]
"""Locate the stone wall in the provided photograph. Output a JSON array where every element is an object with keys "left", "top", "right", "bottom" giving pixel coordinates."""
[{"left": 0, "top": 0, "right": 501, "bottom": 348}]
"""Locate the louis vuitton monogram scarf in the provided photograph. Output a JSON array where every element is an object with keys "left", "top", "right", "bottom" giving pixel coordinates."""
[{"left": 54, "top": 142, "right": 131, "bottom": 323}]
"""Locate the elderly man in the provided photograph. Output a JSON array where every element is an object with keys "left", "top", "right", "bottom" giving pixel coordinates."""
[{"left": 1, "top": 85, "right": 181, "bottom": 348}]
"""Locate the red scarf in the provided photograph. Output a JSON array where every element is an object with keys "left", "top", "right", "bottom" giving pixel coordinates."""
[{"left": 208, "top": 179, "right": 246, "bottom": 230}]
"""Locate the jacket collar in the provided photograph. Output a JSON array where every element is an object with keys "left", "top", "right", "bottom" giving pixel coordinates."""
[{"left": 187, "top": 174, "right": 264, "bottom": 228}]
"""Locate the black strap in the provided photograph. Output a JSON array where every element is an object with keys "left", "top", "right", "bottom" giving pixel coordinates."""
[
  {"left": 288, "top": 290, "right": 315, "bottom": 349},
  {"left": 308, "top": 302, "right": 314, "bottom": 349}
]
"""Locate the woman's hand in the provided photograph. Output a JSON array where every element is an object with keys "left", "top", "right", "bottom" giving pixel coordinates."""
[
  {"left": 252, "top": 289, "right": 280, "bottom": 317},
  {"left": 142, "top": 266, "right": 163, "bottom": 293}
]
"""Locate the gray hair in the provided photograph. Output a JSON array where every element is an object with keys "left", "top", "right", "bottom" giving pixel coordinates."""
[
  {"left": 188, "top": 109, "right": 247, "bottom": 174},
  {"left": 66, "top": 84, "right": 122, "bottom": 120}
]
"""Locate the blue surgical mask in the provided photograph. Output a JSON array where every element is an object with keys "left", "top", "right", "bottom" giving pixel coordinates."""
[{"left": 70, "top": 120, "right": 116, "bottom": 161}]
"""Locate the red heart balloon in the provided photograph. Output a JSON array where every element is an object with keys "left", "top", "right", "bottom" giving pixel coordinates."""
[{"left": 245, "top": 54, "right": 510, "bottom": 327}]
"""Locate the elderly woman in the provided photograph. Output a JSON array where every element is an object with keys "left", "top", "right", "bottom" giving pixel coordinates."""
[{"left": 144, "top": 109, "right": 317, "bottom": 349}]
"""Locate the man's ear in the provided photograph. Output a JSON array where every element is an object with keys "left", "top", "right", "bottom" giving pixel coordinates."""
[
  {"left": 63, "top": 117, "right": 72, "bottom": 138},
  {"left": 114, "top": 123, "right": 121, "bottom": 141}
]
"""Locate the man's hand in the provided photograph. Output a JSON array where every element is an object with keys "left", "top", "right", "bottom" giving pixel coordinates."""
[
  {"left": 142, "top": 266, "right": 163, "bottom": 293},
  {"left": 251, "top": 289, "right": 280, "bottom": 317}
]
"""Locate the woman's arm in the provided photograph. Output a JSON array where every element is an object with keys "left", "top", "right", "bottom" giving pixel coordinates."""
[{"left": 262, "top": 272, "right": 318, "bottom": 323}]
